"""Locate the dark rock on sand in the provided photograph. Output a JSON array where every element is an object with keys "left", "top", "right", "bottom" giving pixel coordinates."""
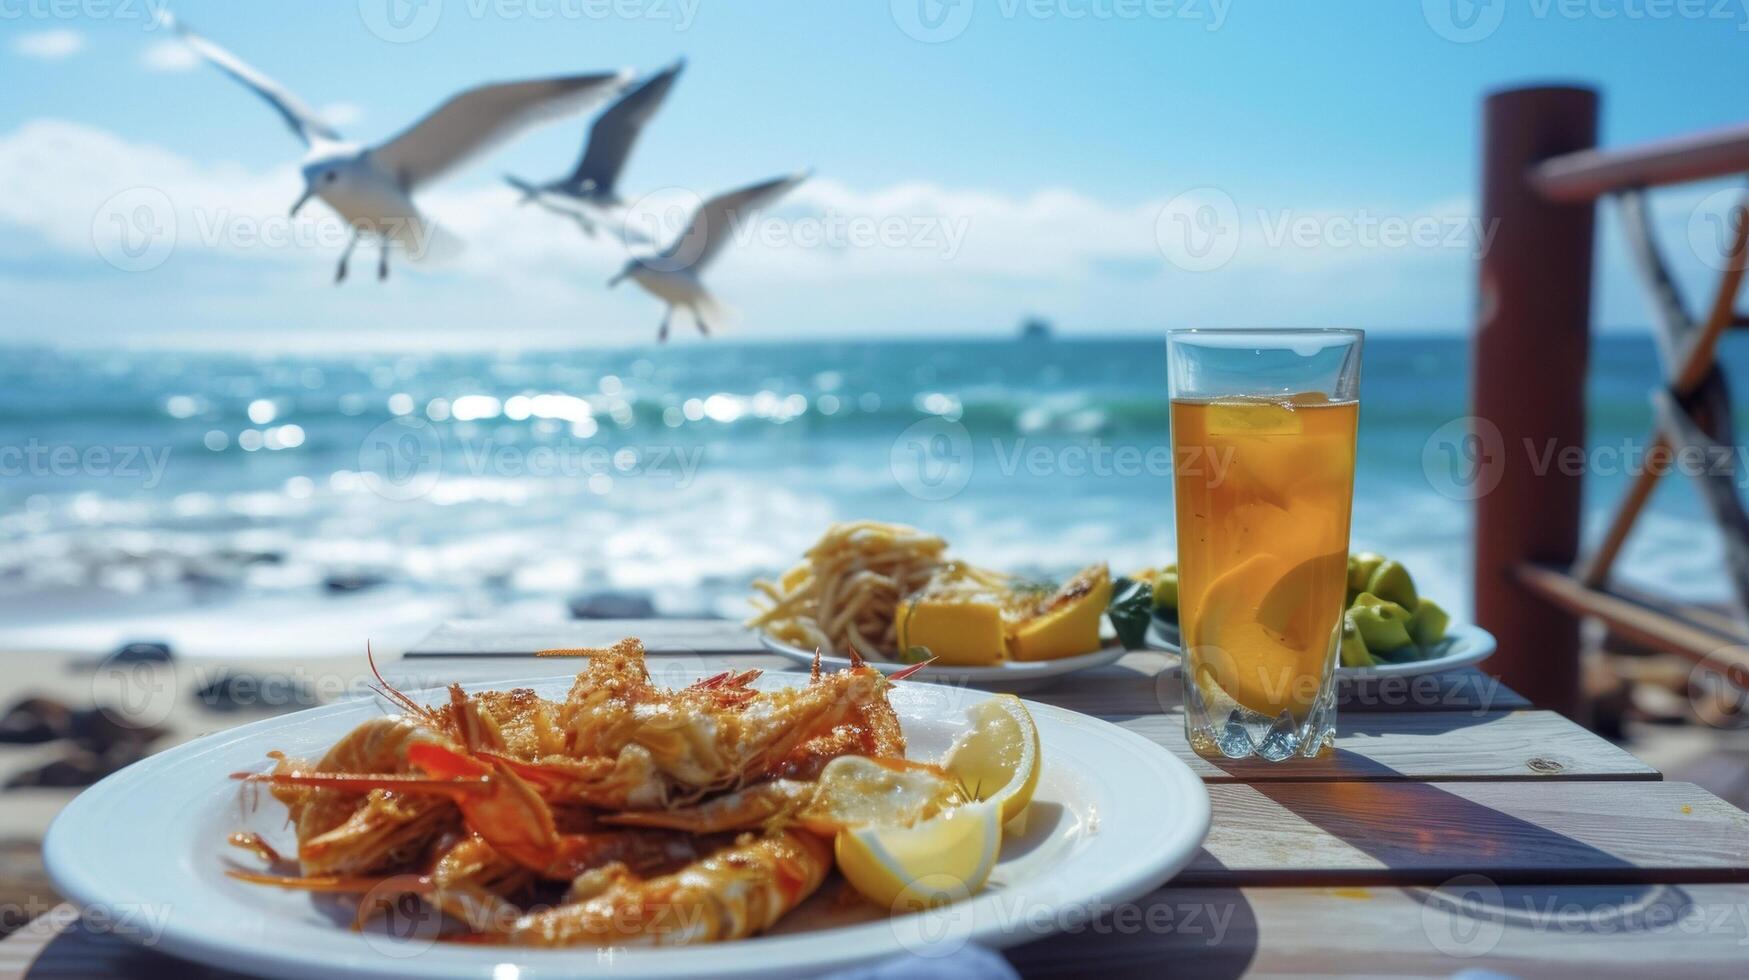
[
  {"left": 568, "top": 590, "right": 658, "bottom": 620},
  {"left": 5, "top": 740, "right": 153, "bottom": 789},
  {"left": 108, "top": 641, "right": 173, "bottom": 664},
  {"left": 324, "top": 572, "right": 387, "bottom": 593},
  {"left": 0, "top": 697, "right": 72, "bottom": 744}
]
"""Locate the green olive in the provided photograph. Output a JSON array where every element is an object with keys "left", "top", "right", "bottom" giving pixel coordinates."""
[
  {"left": 1151, "top": 567, "right": 1179, "bottom": 610},
  {"left": 1347, "top": 552, "right": 1385, "bottom": 593},
  {"left": 1365, "top": 560, "right": 1419, "bottom": 610},
  {"left": 1348, "top": 592, "right": 1414, "bottom": 652},
  {"left": 1339, "top": 611, "right": 1374, "bottom": 667},
  {"left": 1409, "top": 597, "right": 1451, "bottom": 647}
]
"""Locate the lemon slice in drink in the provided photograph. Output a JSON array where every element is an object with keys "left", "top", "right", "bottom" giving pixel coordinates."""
[
  {"left": 941, "top": 695, "right": 1039, "bottom": 824},
  {"left": 835, "top": 799, "right": 1003, "bottom": 911}
]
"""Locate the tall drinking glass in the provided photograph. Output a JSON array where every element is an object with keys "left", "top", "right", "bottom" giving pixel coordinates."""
[{"left": 1168, "top": 329, "right": 1362, "bottom": 761}]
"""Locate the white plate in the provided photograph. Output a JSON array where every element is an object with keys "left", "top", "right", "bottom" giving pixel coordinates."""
[
  {"left": 1145, "top": 618, "right": 1497, "bottom": 680},
  {"left": 756, "top": 631, "right": 1130, "bottom": 691},
  {"left": 46, "top": 670, "right": 1210, "bottom": 980}
]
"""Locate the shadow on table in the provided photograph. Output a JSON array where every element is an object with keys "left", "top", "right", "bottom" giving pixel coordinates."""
[
  {"left": 1003, "top": 885, "right": 1260, "bottom": 979},
  {"left": 1403, "top": 880, "right": 1708, "bottom": 949},
  {"left": 21, "top": 916, "right": 244, "bottom": 979}
]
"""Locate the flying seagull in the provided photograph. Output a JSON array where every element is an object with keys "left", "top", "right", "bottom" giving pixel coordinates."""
[
  {"left": 166, "top": 14, "right": 627, "bottom": 282},
  {"left": 609, "top": 172, "right": 808, "bottom": 343},
  {"left": 505, "top": 58, "right": 686, "bottom": 242}
]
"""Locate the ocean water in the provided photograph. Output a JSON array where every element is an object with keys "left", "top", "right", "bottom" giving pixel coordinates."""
[{"left": 0, "top": 335, "right": 1742, "bottom": 658}]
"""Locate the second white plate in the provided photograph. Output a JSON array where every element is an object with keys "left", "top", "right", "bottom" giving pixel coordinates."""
[{"left": 756, "top": 631, "right": 1130, "bottom": 691}]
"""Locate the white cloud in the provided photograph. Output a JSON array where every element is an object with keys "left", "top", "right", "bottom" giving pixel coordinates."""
[
  {"left": 139, "top": 39, "right": 199, "bottom": 73},
  {"left": 0, "top": 118, "right": 1702, "bottom": 348},
  {"left": 13, "top": 30, "right": 85, "bottom": 60}
]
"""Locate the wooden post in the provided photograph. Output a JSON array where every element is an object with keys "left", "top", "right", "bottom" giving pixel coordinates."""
[{"left": 1472, "top": 86, "right": 1599, "bottom": 718}]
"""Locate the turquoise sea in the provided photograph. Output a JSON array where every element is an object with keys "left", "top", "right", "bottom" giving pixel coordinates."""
[{"left": 0, "top": 335, "right": 1742, "bottom": 657}]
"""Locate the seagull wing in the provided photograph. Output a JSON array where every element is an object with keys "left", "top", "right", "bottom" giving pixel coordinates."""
[
  {"left": 660, "top": 171, "right": 809, "bottom": 273},
  {"left": 372, "top": 72, "right": 629, "bottom": 191},
  {"left": 166, "top": 14, "right": 340, "bottom": 147},
  {"left": 566, "top": 58, "right": 685, "bottom": 198}
]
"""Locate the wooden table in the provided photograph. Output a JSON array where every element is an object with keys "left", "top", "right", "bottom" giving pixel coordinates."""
[{"left": 8, "top": 619, "right": 1749, "bottom": 978}]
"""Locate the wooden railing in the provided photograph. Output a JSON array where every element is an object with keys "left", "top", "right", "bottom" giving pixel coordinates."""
[{"left": 1475, "top": 86, "right": 1749, "bottom": 718}]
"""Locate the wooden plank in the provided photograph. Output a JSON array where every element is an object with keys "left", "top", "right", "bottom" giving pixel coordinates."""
[
  {"left": 400, "top": 621, "right": 1530, "bottom": 713},
  {"left": 1186, "top": 781, "right": 1749, "bottom": 886},
  {"left": 1533, "top": 119, "right": 1749, "bottom": 202},
  {"left": 1006, "top": 883, "right": 1749, "bottom": 978},
  {"left": 1517, "top": 564, "right": 1749, "bottom": 683},
  {"left": 1118, "top": 710, "right": 1656, "bottom": 783}
]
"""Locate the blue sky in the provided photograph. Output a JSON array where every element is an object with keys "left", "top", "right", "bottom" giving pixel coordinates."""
[{"left": 3, "top": 1, "right": 1748, "bottom": 347}]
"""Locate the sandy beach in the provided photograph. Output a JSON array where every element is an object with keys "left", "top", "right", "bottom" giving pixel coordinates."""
[{"left": 0, "top": 647, "right": 371, "bottom": 939}]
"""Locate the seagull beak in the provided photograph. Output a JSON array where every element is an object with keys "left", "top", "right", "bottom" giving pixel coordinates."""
[
  {"left": 607, "top": 272, "right": 626, "bottom": 288},
  {"left": 289, "top": 188, "right": 314, "bottom": 218}
]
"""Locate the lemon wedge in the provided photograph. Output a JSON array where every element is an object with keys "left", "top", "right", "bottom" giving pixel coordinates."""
[
  {"left": 834, "top": 799, "right": 1002, "bottom": 912},
  {"left": 802, "top": 755, "right": 960, "bottom": 833},
  {"left": 941, "top": 695, "right": 1039, "bottom": 825}
]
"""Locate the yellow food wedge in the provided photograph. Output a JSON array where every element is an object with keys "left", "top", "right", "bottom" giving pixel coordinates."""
[
  {"left": 942, "top": 695, "right": 1039, "bottom": 825},
  {"left": 1007, "top": 563, "right": 1112, "bottom": 661},
  {"left": 896, "top": 594, "right": 1007, "bottom": 665},
  {"left": 834, "top": 800, "right": 1002, "bottom": 912},
  {"left": 803, "top": 756, "right": 961, "bottom": 833}
]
